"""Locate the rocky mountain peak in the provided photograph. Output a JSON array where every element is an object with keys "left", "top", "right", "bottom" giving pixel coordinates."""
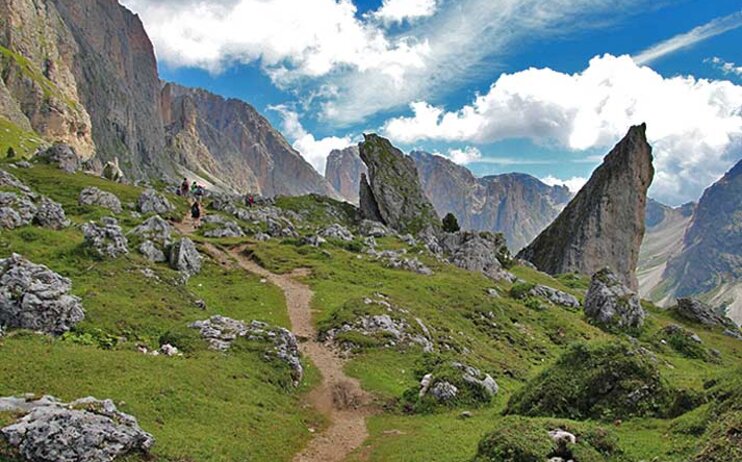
[
  {"left": 517, "top": 124, "right": 654, "bottom": 289},
  {"left": 326, "top": 146, "right": 366, "bottom": 204},
  {"left": 358, "top": 134, "right": 440, "bottom": 235}
]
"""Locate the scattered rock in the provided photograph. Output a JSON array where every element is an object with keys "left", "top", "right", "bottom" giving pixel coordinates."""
[
  {"left": 440, "top": 231, "right": 514, "bottom": 281},
  {"left": 266, "top": 217, "right": 298, "bottom": 238},
  {"left": 319, "top": 223, "right": 354, "bottom": 241},
  {"left": 0, "top": 395, "right": 153, "bottom": 462},
  {"left": 204, "top": 220, "right": 244, "bottom": 238},
  {"left": 584, "top": 268, "right": 645, "bottom": 331},
  {"left": 0, "top": 192, "right": 37, "bottom": 229},
  {"left": 429, "top": 381, "right": 458, "bottom": 402},
  {"left": 159, "top": 344, "right": 180, "bottom": 357},
  {"left": 253, "top": 232, "right": 271, "bottom": 242},
  {"left": 0, "top": 169, "right": 32, "bottom": 194},
  {"left": 35, "top": 143, "right": 80, "bottom": 173},
  {"left": 189, "top": 315, "right": 303, "bottom": 385},
  {"left": 359, "top": 219, "right": 388, "bottom": 238},
  {"left": 303, "top": 235, "right": 326, "bottom": 247},
  {"left": 82, "top": 218, "right": 129, "bottom": 258},
  {"left": 138, "top": 240, "right": 166, "bottom": 263},
  {"left": 137, "top": 189, "right": 173, "bottom": 215},
  {"left": 78, "top": 187, "right": 123, "bottom": 213},
  {"left": 529, "top": 284, "right": 580, "bottom": 308},
  {"left": 33, "top": 196, "right": 70, "bottom": 229},
  {"left": 0, "top": 254, "right": 84, "bottom": 335},
  {"left": 452, "top": 362, "right": 499, "bottom": 397},
  {"left": 168, "top": 238, "right": 202, "bottom": 278},
  {"left": 102, "top": 158, "right": 124, "bottom": 182},
  {"left": 130, "top": 215, "right": 172, "bottom": 244}
]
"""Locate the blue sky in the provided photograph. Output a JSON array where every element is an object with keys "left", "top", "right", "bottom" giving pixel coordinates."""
[{"left": 123, "top": 0, "right": 742, "bottom": 205}]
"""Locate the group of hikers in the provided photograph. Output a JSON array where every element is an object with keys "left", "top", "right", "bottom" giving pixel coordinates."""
[
  {"left": 177, "top": 178, "right": 206, "bottom": 227},
  {"left": 177, "top": 177, "right": 260, "bottom": 228}
]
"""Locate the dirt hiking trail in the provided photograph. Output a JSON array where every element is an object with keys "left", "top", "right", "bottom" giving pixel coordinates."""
[{"left": 175, "top": 217, "right": 372, "bottom": 462}]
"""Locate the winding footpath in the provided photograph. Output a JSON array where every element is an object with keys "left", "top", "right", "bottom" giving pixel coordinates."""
[{"left": 175, "top": 218, "right": 371, "bottom": 462}]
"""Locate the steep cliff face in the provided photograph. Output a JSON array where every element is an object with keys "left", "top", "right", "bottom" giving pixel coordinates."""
[
  {"left": 359, "top": 134, "right": 440, "bottom": 235},
  {"left": 161, "top": 83, "right": 338, "bottom": 197},
  {"left": 662, "top": 159, "right": 742, "bottom": 324},
  {"left": 411, "top": 151, "right": 571, "bottom": 251},
  {"left": 50, "top": 0, "right": 172, "bottom": 178},
  {"left": 0, "top": 0, "right": 95, "bottom": 157},
  {"left": 517, "top": 124, "right": 654, "bottom": 289},
  {"left": 325, "top": 146, "right": 366, "bottom": 204}
]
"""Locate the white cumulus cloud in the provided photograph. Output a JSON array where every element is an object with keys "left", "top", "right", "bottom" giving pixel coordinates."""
[
  {"left": 541, "top": 175, "right": 588, "bottom": 194},
  {"left": 270, "top": 106, "right": 353, "bottom": 174},
  {"left": 382, "top": 54, "right": 742, "bottom": 205},
  {"left": 708, "top": 57, "right": 742, "bottom": 78},
  {"left": 372, "top": 0, "right": 438, "bottom": 25},
  {"left": 446, "top": 146, "right": 482, "bottom": 165}
]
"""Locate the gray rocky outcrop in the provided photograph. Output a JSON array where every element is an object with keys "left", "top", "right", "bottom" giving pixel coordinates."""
[
  {"left": 203, "top": 218, "right": 244, "bottom": 238},
  {"left": 0, "top": 192, "right": 37, "bottom": 229},
  {"left": 319, "top": 224, "right": 354, "bottom": 241},
  {"left": 428, "top": 381, "right": 458, "bottom": 402},
  {"left": 78, "top": 187, "right": 122, "bottom": 213},
  {"left": 130, "top": 215, "right": 172, "bottom": 244},
  {"left": 0, "top": 395, "right": 153, "bottom": 462},
  {"left": 189, "top": 315, "right": 303, "bottom": 385},
  {"left": 440, "top": 231, "right": 514, "bottom": 281},
  {"left": 528, "top": 284, "right": 580, "bottom": 308},
  {"left": 138, "top": 241, "right": 166, "bottom": 263},
  {"left": 0, "top": 254, "right": 84, "bottom": 334},
  {"left": 33, "top": 196, "right": 69, "bottom": 229},
  {"left": 358, "top": 134, "right": 440, "bottom": 235},
  {"left": 367, "top": 249, "right": 433, "bottom": 276},
  {"left": 137, "top": 189, "right": 173, "bottom": 215},
  {"left": 452, "top": 362, "right": 499, "bottom": 397},
  {"left": 0, "top": 170, "right": 32, "bottom": 194},
  {"left": 584, "top": 268, "right": 645, "bottom": 330},
  {"left": 168, "top": 238, "right": 201, "bottom": 278},
  {"left": 35, "top": 143, "right": 80, "bottom": 173},
  {"left": 673, "top": 298, "right": 739, "bottom": 339},
  {"left": 518, "top": 124, "right": 654, "bottom": 290},
  {"left": 325, "top": 146, "right": 367, "bottom": 203},
  {"left": 359, "top": 220, "right": 389, "bottom": 238},
  {"left": 82, "top": 218, "right": 129, "bottom": 258},
  {"left": 102, "top": 159, "right": 124, "bottom": 182}
]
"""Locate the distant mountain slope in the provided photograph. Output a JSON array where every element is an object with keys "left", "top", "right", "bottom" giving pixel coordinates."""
[
  {"left": 517, "top": 124, "right": 654, "bottom": 289},
  {"left": 161, "top": 83, "right": 338, "bottom": 197},
  {"left": 325, "top": 147, "right": 571, "bottom": 251},
  {"left": 325, "top": 146, "right": 365, "bottom": 204},
  {"left": 411, "top": 151, "right": 571, "bottom": 251},
  {"left": 638, "top": 199, "right": 695, "bottom": 305},
  {"left": 660, "top": 159, "right": 742, "bottom": 324}
]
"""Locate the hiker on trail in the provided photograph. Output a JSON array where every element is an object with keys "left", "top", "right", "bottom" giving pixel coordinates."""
[
  {"left": 191, "top": 200, "right": 202, "bottom": 227},
  {"left": 191, "top": 181, "right": 198, "bottom": 196},
  {"left": 180, "top": 178, "right": 190, "bottom": 197},
  {"left": 247, "top": 194, "right": 255, "bottom": 207},
  {"left": 194, "top": 184, "right": 205, "bottom": 203}
]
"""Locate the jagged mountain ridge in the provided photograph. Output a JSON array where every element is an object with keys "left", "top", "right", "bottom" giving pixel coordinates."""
[
  {"left": 161, "top": 83, "right": 338, "bottom": 198},
  {"left": 0, "top": 0, "right": 338, "bottom": 198},
  {"left": 325, "top": 147, "right": 571, "bottom": 251},
  {"left": 517, "top": 124, "right": 654, "bottom": 290}
]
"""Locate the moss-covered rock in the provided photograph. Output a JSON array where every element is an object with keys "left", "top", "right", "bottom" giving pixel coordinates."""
[
  {"left": 473, "top": 416, "right": 622, "bottom": 462},
  {"left": 506, "top": 341, "right": 684, "bottom": 420}
]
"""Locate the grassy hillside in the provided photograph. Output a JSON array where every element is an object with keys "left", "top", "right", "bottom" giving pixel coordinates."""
[{"left": 0, "top": 158, "right": 740, "bottom": 462}]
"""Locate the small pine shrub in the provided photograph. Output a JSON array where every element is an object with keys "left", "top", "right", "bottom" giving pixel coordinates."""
[{"left": 442, "top": 213, "right": 460, "bottom": 233}]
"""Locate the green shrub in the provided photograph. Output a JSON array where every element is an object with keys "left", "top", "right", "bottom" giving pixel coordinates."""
[
  {"left": 510, "top": 282, "right": 536, "bottom": 300},
  {"left": 61, "top": 328, "right": 118, "bottom": 350},
  {"left": 442, "top": 213, "right": 460, "bottom": 233},
  {"left": 158, "top": 328, "right": 203, "bottom": 353}
]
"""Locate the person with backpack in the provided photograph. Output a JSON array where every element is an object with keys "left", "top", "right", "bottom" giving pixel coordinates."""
[
  {"left": 191, "top": 200, "right": 202, "bottom": 228},
  {"left": 180, "top": 178, "right": 190, "bottom": 197}
]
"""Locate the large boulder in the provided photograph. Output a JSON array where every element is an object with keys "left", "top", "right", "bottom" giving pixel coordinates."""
[
  {"left": 518, "top": 124, "right": 654, "bottom": 290},
  {"left": 0, "top": 192, "right": 37, "bottom": 229},
  {"left": 33, "top": 196, "right": 70, "bottom": 230},
  {"left": 189, "top": 315, "right": 303, "bottom": 385},
  {"left": 78, "top": 187, "right": 123, "bottom": 214},
  {"left": 82, "top": 218, "right": 129, "bottom": 259},
  {"left": 584, "top": 268, "right": 645, "bottom": 331},
  {"left": 0, "top": 170, "right": 32, "bottom": 194},
  {"left": 137, "top": 189, "right": 173, "bottom": 215},
  {"left": 35, "top": 143, "right": 81, "bottom": 173},
  {"left": 138, "top": 241, "right": 166, "bottom": 263},
  {"left": 440, "top": 231, "right": 514, "bottom": 281},
  {"left": 130, "top": 215, "right": 172, "bottom": 244},
  {"left": 0, "top": 254, "right": 84, "bottom": 334},
  {"left": 0, "top": 395, "right": 154, "bottom": 462},
  {"left": 358, "top": 134, "right": 440, "bottom": 235},
  {"left": 319, "top": 223, "right": 354, "bottom": 241},
  {"left": 168, "top": 238, "right": 202, "bottom": 277},
  {"left": 417, "top": 361, "right": 498, "bottom": 405},
  {"left": 102, "top": 158, "right": 124, "bottom": 182}
]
